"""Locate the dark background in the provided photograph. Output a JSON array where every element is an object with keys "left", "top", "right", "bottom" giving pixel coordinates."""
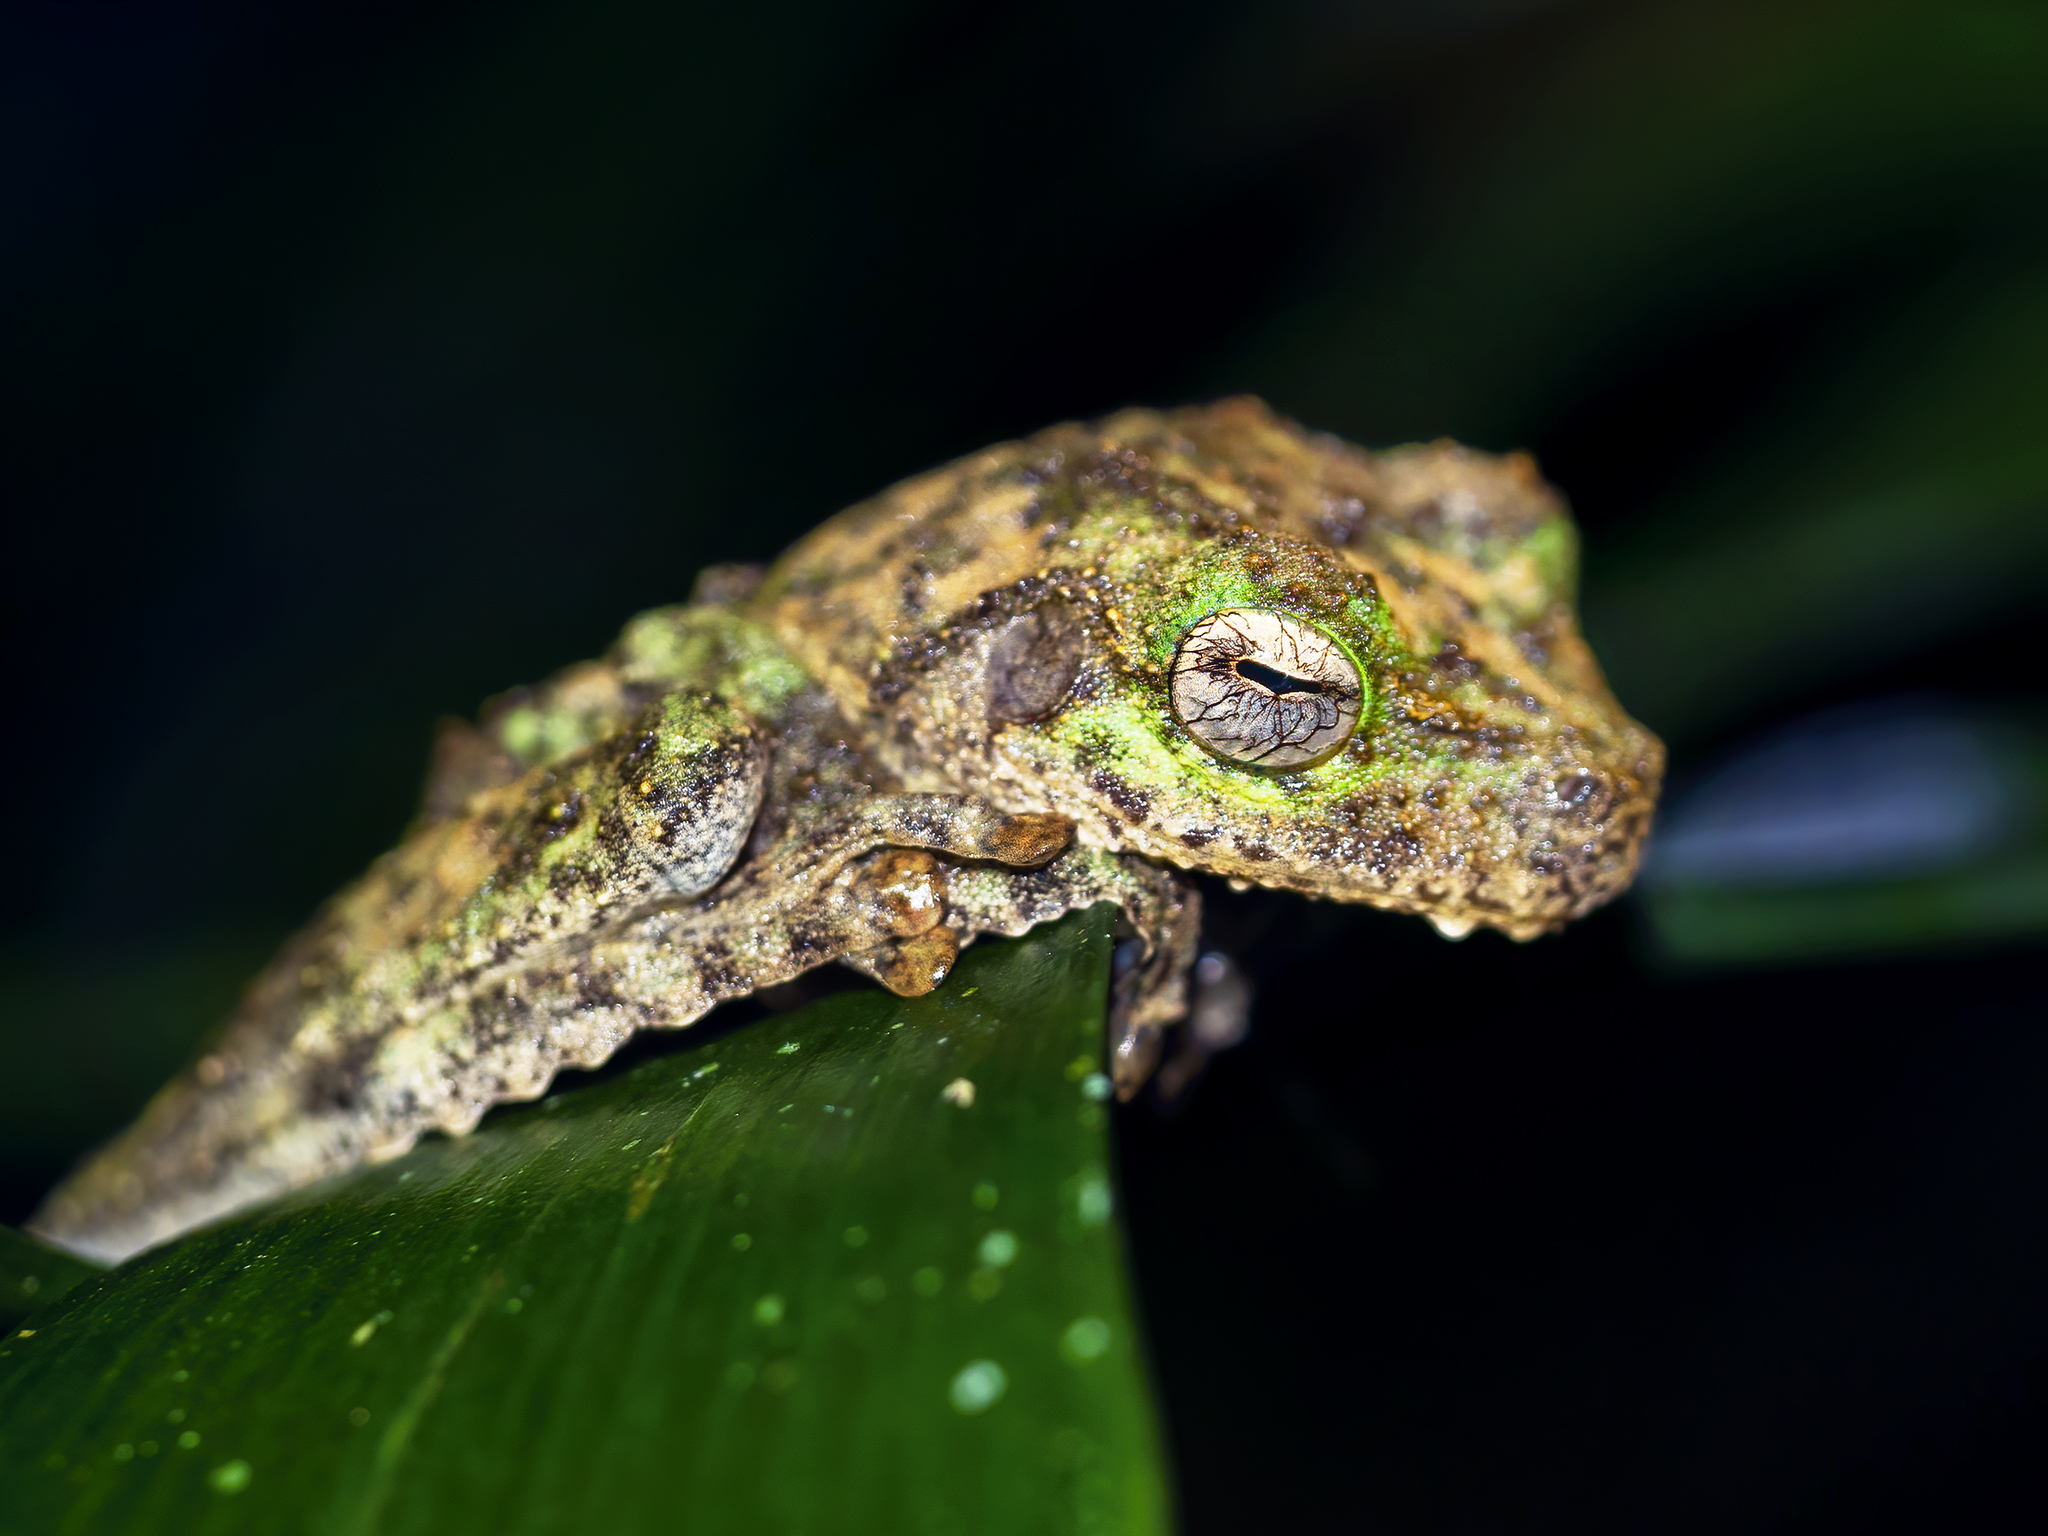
[{"left": 5, "top": 0, "right": 2047, "bottom": 1529}]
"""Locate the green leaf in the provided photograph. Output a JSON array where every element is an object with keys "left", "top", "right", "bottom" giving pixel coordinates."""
[
  {"left": 1636, "top": 709, "right": 2048, "bottom": 962},
  {"left": 0, "top": 1226, "right": 100, "bottom": 1337},
  {"left": 1639, "top": 857, "right": 2048, "bottom": 966},
  {"left": 0, "top": 906, "right": 1166, "bottom": 1535}
]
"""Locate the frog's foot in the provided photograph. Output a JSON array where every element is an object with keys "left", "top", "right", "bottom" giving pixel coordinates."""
[
  {"left": 843, "top": 926, "right": 963, "bottom": 997},
  {"left": 839, "top": 846, "right": 964, "bottom": 997},
  {"left": 941, "top": 846, "right": 1201, "bottom": 1099},
  {"left": 611, "top": 800, "right": 1066, "bottom": 1013},
  {"left": 827, "top": 806, "right": 1071, "bottom": 998},
  {"left": 1154, "top": 950, "right": 1254, "bottom": 1102}
]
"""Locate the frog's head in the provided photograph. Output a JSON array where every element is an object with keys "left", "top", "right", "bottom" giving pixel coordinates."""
[
  {"left": 967, "top": 405, "right": 1664, "bottom": 940},
  {"left": 766, "top": 397, "right": 1662, "bottom": 939}
]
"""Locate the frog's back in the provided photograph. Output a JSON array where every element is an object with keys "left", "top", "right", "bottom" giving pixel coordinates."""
[{"left": 754, "top": 397, "right": 1615, "bottom": 745}]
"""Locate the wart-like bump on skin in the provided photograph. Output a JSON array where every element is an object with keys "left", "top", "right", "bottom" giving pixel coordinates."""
[{"left": 987, "top": 605, "right": 1085, "bottom": 724}]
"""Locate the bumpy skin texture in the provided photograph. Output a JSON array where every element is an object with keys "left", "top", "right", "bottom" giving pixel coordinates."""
[{"left": 33, "top": 399, "right": 1660, "bottom": 1264}]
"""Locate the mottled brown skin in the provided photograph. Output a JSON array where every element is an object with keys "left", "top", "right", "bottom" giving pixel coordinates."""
[{"left": 34, "top": 399, "right": 1660, "bottom": 1264}]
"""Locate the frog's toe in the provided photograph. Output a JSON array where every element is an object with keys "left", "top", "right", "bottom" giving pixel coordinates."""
[
  {"left": 857, "top": 848, "right": 949, "bottom": 937},
  {"left": 846, "top": 924, "right": 961, "bottom": 997},
  {"left": 977, "top": 811, "right": 1073, "bottom": 867},
  {"left": 1109, "top": 1019, "right": 1165, "bottom": 1102}
]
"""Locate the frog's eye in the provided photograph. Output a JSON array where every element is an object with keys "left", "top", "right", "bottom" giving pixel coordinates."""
[{"left": 1170, "top": 608, "right": 1363, "bottom": 769}]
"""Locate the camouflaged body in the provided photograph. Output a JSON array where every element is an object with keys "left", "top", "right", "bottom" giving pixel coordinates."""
[{"left": 33, "top": 398, "right": 1659, "bottom": 1265}]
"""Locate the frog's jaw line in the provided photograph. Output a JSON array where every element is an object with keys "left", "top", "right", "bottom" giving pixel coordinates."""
[
  {"left": 997, "top": 686, "right": 1661, "bottom": 937},
  {"left": 1060, "top": 794, "right": 1644, "bottom": 943}
]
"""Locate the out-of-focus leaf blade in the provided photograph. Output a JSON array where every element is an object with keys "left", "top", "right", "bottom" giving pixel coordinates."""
[
  {"left": 0, "top": 906, "right": 1166, "bottom": 1536},
  {"left": 1637, "top": 705, "right": 2048, "bottom": 961},
  {"left": 1224, "top": 0, "right": 2048, "bottom": 741},
  {"left": 1239, "top": 0, "right": 2048, "bottom": 448},
  {"left": 1639, "top": 859, "right": 2048, "bottom": 965},
  {"left": 1586, "top": 262, "right": 2048, "bottom": 739},
  {"left": 0, "top": 1226, "right": 100, "bottom": 1337}
]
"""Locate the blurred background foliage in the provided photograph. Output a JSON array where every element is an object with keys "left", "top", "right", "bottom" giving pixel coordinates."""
[{"left": 3, "top": 0, "right": 2045, "bottom": 1529}]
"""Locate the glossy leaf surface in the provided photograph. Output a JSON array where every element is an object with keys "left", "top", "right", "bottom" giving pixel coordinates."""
[
  {"left": 0, "top": 1227, "right": 99, "bottom": 1338},
  {"left": 0, "top": 907, "right": 1165, "bottom": 1536}
]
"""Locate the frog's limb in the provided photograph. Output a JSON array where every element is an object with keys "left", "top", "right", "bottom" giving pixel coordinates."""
[
  {"left": 1154, "top": 949, "right": 1254, "bottom": 1102},
  {"left": 841, "top": 924, "right": 963, "bottom": 998},
  {"left": 28, "top": 695, "right": 774, "bottom": 1266},
  {"left": 939, "top": 847, "right": 1201, "bottom": 1099},
  {"left": 28, "top": 792, "right": 1072, "bottom": 1265}
]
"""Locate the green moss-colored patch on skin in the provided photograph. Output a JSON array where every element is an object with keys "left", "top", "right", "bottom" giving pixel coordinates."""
[
  {"left": 496, "top": 704, "right": 581, "bottom": 765},
  {"left": 1046, "top": 685, "right": 1431, "bottom": 828},
  {"left": 1113, "top": 533, "right": 1396, "bottom": 680},
  {"left": 1520, "top": 517, "right": 1579, "bottom": 610},
  {"left": 616, "top": 608, "right": 814, "bottom": 726}
]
